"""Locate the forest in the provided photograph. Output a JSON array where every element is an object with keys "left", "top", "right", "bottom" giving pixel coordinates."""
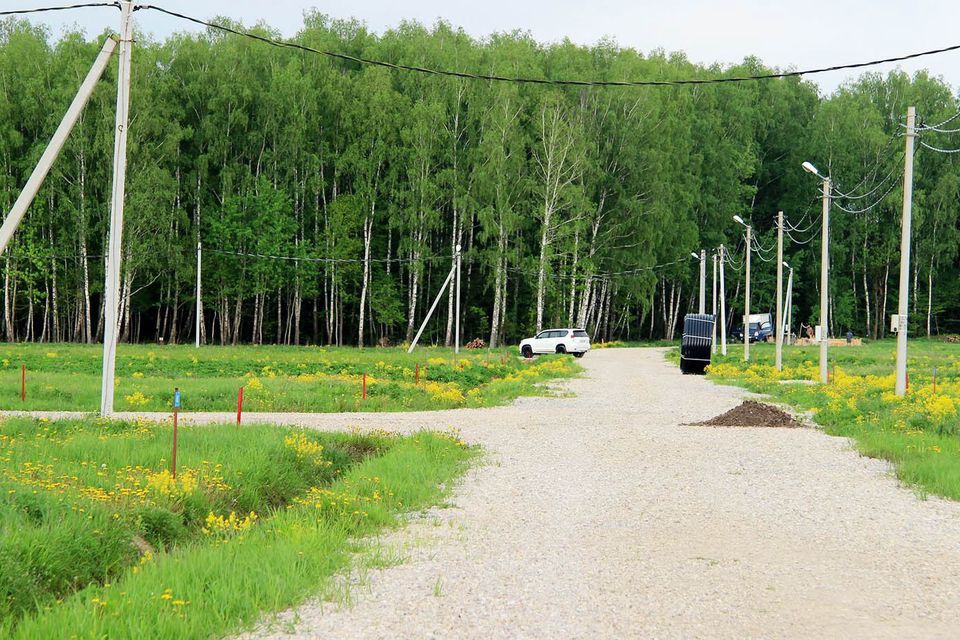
[{"left": 1, "top": 12, "right": 959, "bottom": 347}]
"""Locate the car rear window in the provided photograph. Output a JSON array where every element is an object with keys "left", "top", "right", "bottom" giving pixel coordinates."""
[{"left": 573, "top": 330, "right": 588, "bottom": 338}]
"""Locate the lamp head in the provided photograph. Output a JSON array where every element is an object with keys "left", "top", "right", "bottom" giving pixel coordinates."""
[
  {"left": 690, "top": 252, "right": 700, "bottom": 260},
  {"left": 733, "top": 215, "right": 746, "bottom": 226},
  {"left": 802, "top": 161, "right": 820, "bottom": 177}
]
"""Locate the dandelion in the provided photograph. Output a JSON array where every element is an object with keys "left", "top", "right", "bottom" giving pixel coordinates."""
[{"left": 124, "top": 391, "right": 151, "bottom": 407}]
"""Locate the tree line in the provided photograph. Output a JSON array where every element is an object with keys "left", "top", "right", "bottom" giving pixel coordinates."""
[{"left": 1, "top": 13, "right": 959, "bottom": 347}]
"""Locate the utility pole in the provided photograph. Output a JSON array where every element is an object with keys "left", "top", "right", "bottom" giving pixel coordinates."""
[
  {"left": 775, "top": 211, "right": 784, "bottom": 371},
  {"left": 895, "top": 106, "right": 916, "bottom": 396},
  {"left": 454, "top": 244, "right": 462, "bottom": 354},
  {"left": 719, "top": 244, "right": 727, "bottom": 356},
  {"left": 745, "top": 224, "right": 751, "bottom": 362},
  {"left": 195, "top": 242, "right": 202, "bottom": 348},
  {"left": 0, "top": 37, "right": 117, "bottom": 255},
  {"left": 100, "top": 0, "right": 134, "bottom": 417},
  {"left": 819, "top": 178, "right": 830, "bottom": 384},
  {"left": 802, "top": 160, "right": 831, "bottom": 384},
  {"left": 699, "top": 249, "right": 706, "bottom": 314},
  {"left": 711, "top": 251, "right": 717, "bottom": 354}
]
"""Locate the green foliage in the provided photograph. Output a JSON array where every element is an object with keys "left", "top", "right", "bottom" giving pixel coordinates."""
[{"left": 0, "top": 17, "right": 958, "bottom": 347}]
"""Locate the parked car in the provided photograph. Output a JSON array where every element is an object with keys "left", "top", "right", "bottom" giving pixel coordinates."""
[
  {"left": 519, "top": 328, "right": 591, "bottom": 358},
  {"left": 732, "top": 320, "right": 774, "bottom": 343}
]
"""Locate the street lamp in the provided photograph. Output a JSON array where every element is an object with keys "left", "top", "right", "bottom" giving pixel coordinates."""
[
  {"left": 733, "top": 215, "right": 751, "bottom": 362},
  {"left": 803, "top": 160, "right": 831, "bottom": 384}
]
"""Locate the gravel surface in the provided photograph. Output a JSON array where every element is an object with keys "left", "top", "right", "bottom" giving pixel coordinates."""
[{"left": 10, "top": 348, "right": 960, "bottom": 637}]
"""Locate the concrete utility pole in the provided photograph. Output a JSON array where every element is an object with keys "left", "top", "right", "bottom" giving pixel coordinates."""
[
  {"left": 100, "top": 0, "right": 135, "bottom": 416},
  {"left": 775, "top": 211, "right": 784, "bottom": 371},
  {"left": 895, "top": 106, "right": 917, "bottom": 396},
  {"left": 733, "top": 216, "right": 751, "bottom": 361},
  {"left": 719, "top": 245, "right": 727, "bottom": 356},
  {"left": 745, "top": 225, "right": 751, "bottom": 362},
  {"left": 818, "top": 178, "right": 830, "bottom": 384},
  {"left": 803, "top": 160, "right": 831, "bottom": 384},
  {"left": 711, "top": 251, "right": 717, "bottom": 354},
  {"left": 0, "top": 37, "right": 117, "bottom": 255},
  {"left": 699, "top": 249, "right": 706, "bottom": 314},
  {"left": 195, "top": 242, "right": 202, "bottom": 348},
  {"left": 454, "top": 244, "right": 462, "bottom": 354}
]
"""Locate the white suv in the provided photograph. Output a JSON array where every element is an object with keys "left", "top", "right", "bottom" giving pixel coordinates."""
[{"left": 519, "top": 328, "right": 591, "bottom": 358}]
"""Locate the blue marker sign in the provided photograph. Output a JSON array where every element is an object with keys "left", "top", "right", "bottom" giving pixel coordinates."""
[{"left": 174, "top": 388, "right": 181, "bottom": 409}]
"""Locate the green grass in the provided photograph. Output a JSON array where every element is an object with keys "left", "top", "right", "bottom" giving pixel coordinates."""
[
  {"left": 0, "top": 416, "right": 474, "bottom": 637},
  {"left": 0, "top": 343, "right": 578, "bottom": 412},
  {"left": 703, "top": 338, "right": 960, "bottom": 501}
]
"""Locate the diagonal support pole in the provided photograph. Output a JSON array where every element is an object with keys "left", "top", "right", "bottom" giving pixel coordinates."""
[
  {"left": 0, "top": 37, "right": 117, "bottom": 256},
  {"left": 408, "top": 265, "right": 457, "bottom": 353}
]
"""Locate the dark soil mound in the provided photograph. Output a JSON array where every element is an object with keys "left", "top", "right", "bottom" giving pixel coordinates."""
[{"left": 692, "top": 401, "right": 803, "bottom": 428}]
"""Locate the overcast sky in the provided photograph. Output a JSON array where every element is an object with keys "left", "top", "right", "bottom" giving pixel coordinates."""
[{"left": 12, "top": 0, "right": 960, "bottom": 95}]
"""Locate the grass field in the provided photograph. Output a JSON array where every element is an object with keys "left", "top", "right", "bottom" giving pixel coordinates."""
[
  {"left": 0, "top": 344, "right": 578, "bottom": 413},
  {"left": 705, "top": 339, "right": 960, "bottom": 501},
  {"left": 0, "top": 415, "right": 474, "bottom": 637}
]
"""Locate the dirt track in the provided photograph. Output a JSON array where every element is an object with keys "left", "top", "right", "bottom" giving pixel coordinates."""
[{"left": 10, "top": 348, "right": 960, "bottom": 638}]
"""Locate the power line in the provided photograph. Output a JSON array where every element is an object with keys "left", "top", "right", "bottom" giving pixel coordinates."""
[
  {"left": 833, "top": 154, "right": 903, "bottom": 201},
  {"left": 830, "top": 131, "right": 903, "bottom": 199},
  {"left": 920, "top": 123, "right": 960, "bottom": 134},
  {"left": 0, "top": 2, "right": 118, "bottom": 17},
  {"left": 208, "top": 248, "right": 449, "bottom": 265},
  {"left": 832, "top": 177, "right": 901, "bottom": 214},
  {"left": 138, "top": 4, "right": 960, "bottom": 88},
  {"left": 785, "top": 227, "right": 820, "bottom": 246},
  {"left": 920, "top": 140, "right": 960, "bottom": 154},
  {"left": 917, "top": 108, "right": 960, "bottom": 131}
]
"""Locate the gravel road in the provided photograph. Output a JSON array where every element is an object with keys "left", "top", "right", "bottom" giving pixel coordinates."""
[
  {"left": 232, "top": 348, "right": 960, "bottom": 639},
  {"left": 12, "top": 348, "right": 960, "bottom": 637}
]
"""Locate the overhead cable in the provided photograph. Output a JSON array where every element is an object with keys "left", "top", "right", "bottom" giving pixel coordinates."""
[
  {"left": 920, "top": 140, "right": 960, "bottom": 154},
  {"left": 137, "top": 4, "right": 960, "bottom": 88},
  {"left": 0, "top": 2, "right": 118, "bottom": 16},
  {"left": 832, "top": 154, "right": 903, "bottom": 200},
  {"left": 208, "top": 248, "right": 449, "bottom": 265},
  {"left": 918, "top": 108, "right": 960, "bottom": 131},
  {"left": 832, "top": 178, "right": 901, "bottom": 214}
]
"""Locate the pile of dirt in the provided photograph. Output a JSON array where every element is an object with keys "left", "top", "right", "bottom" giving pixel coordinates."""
[{"left": 691, "top": 401, "right": 803, "bottom": 428}]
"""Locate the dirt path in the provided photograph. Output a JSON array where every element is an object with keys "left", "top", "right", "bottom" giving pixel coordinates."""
[{"left": 10, "top": 349, "right": 960, "bottom": 637}]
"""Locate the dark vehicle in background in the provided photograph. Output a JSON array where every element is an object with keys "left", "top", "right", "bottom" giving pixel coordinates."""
[{"left": 732, "top": 313, "right": 774, "bottom": 343}]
